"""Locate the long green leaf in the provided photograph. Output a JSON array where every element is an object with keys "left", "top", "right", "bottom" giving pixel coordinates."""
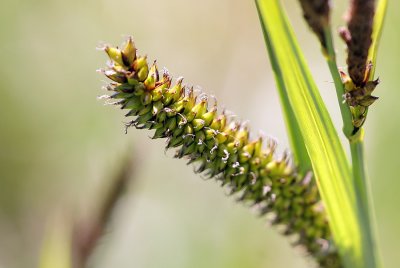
[
  {"left": 272, "top": 58, "right": 312, "bottom": 174},
  {"left": 255, "top": 0, "right": 365, "bottom": 267},
  {"left": 369, "top": 0, "right": 388, "bottom": 79}
]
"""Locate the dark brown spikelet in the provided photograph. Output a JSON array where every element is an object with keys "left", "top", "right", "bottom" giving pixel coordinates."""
[
  {"left": 341, "top": 0, "right": 376, "bottom": 86},
  {"left": 339, "top": 0, "right": 378, "bottom": 129},
  {"left": 298, "top": 0, "right": 331, "bottom": 49},
  {"left": 99, "top": 37, "right": 343, "bottom": 267}
]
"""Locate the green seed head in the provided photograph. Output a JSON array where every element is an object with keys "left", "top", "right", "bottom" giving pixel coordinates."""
[{"left": 100, "top": 37, "right": 340, "bottom": 267}]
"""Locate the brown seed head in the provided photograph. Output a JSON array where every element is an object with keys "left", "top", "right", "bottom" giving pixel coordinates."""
[
  {"left": 298, "top": 0, "right": 331, "bottom": 49},
  {"left": 343, "top": 0, "right": 376, "bottom": 86}
]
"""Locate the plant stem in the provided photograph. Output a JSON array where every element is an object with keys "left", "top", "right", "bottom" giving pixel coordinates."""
[
  {"left": 324, "top": 26, "right": 380, "bottom": 268},
  {"left": 350, "top": 130, "right": 368, "bottom": 204},
  {"left": 350, "top": 129, "right": 381, "bottom": 268},
  {"left": 323, "top": 26, "right": 354, "bottom": 139}
]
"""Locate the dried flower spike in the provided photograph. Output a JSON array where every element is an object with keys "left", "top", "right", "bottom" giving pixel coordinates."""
[
  {"left": 99, "top": 38, "right": 342, "bottom": 267},
  {"left": 298, "top": 0, "right": 331, "bottom": 49},
  {"left": 339, "top": 0, "right": 378, "bottom": 130},
  {"left": 341, "top": 0, "right": 376, "bottom": 87}
]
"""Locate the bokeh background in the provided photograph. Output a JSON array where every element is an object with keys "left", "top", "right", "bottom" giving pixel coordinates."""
[{"left": 1, "top": 0, "right": 399, "bottom": 267}]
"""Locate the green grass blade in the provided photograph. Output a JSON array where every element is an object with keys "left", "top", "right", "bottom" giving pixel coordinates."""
[
  {"left": 369, "top": 0, "right": 388, "bottom": 79},
  {"left": 270, "top": 48, "right": 312, "bottom": 174},
  {"left": 255, "top": 0, "right": 366, "bottom": 267}
]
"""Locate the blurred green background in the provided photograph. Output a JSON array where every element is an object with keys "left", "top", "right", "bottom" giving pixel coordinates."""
[{"left": 0, "top": 0, "right": 399, "bottom": 267}]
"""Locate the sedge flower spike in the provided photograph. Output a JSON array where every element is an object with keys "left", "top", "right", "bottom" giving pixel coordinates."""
[
  {"left": 339, "top": 0, "right": 378, "bottom": 129},
  {"left": 99, "top": 37, "right": 343, "bottom": 267},
  {"left": 341, "top": 0, "right": 376, "bottom": 87},
  {"left": 298, "top": 0, "right": 331, "bottom": 49}
]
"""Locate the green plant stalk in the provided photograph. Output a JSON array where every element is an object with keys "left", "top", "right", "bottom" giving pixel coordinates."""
[
  {"left": 350, "top": 131, "right": 368, "bottom": 206},
  {"left": 348, "top": 2, "right": 388, "bottom": 265},
  {"left": 350, "top": 130, "right": 380, "bottom": 268},
  {"left": 323, "top": 27, "right": 354, "bottom": 139},
  {"left": 359, "top": 2, "right": 388, "bottom": 265},
  {"left": 322, "top": 15, "right": 382, "bottom": 268}
]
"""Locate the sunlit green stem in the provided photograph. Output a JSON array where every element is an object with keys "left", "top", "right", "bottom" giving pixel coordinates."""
[
  {"left": 323, "top": 23, "right": 381, "bottom": 268},
  {"left": 350, "top": 129, "right": 381, "bottom": 268},
  {"left": 350, "top": 130, "right": 368, "bottom": 204},
  {"left": 369, "top": 0, "right": 388, "bottom": 79},
  {"left": 323, "top": 26, "right": 353, "bottom": 139}
]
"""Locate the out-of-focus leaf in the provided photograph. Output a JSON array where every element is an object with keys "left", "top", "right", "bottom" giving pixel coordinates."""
[{"left": 39, "top": 214, "right": 72, "bottom": 268}]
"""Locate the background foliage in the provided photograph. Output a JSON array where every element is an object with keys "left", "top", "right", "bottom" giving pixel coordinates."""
[{"left": 0, "top": 0, "right": 399, "bottom": 267}]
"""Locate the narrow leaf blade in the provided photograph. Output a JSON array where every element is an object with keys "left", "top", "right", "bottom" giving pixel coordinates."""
[
  {"left": 255, "top": 1, "right": 363, "bottom": 267},
  {"left": 369, "top": 0, "right": 388, "bottom": 79}
]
